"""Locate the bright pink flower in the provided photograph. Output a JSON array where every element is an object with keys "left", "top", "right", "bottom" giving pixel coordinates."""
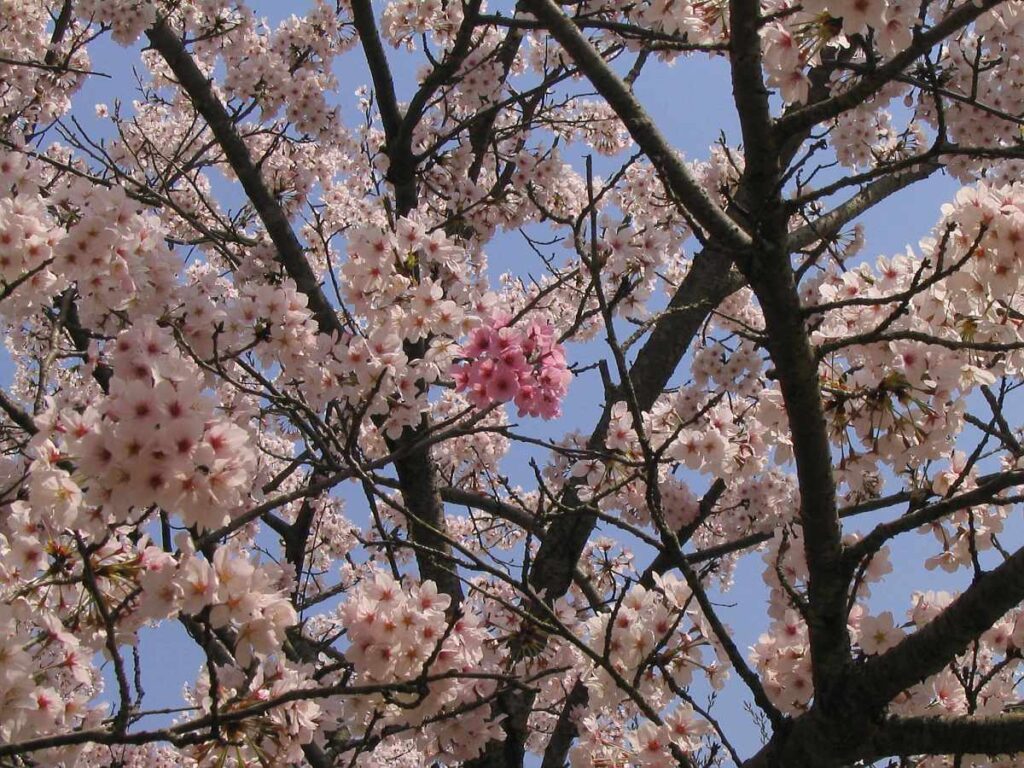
[{"left": 453, "top": 317, "right": 570, "bottom": 419}]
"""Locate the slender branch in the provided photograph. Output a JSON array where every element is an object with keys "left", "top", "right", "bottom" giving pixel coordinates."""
[
  {"left": 788, "top": 160, "right": 940, "bottom": 251},
  {"left": 775, "top": 0, "right": 1008, "bottom": 139},
  {"left": 144, "top": 21, "right": 343, "bottom": 339},
  {"left": 844, "top": 469, "right": 1024, "bottom": 567},
  {"left": 521, "top": 0, "right": 752, "bottom": 250},
  {"left": 857, "top": 544, "right": 1024, "bottom": 710}
]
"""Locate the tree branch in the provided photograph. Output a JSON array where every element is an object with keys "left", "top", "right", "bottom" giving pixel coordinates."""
[
  {"left": 788, "top": 160, "right": 941, "bottom": 251},
  {"left": 774, "top": 0, "right": 1007, "bottom": 139},
  {"left": 863, "top": 713, "right": 1024, "bottom": 759},
  {"left": 521, "top": 0, "right": 752, "bottom": 250},
  {"left": 844, "top": 469, "right": 1024, "bottom": 567},
  {"left": 145, "top": 21, "right": 342, "bottom": 339},
  {"left": 858, "top": 544, "right": 1024, "bottom": 709}
]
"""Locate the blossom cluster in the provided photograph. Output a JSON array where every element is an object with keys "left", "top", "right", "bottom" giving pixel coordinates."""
[
  {"left": 76, "top": 0, "right": 157, "bottom": 45},
  {"left": 452, "top": 316, "right": 572, "bottom": 420},
  {"left": 336, "top": 571, "right": 504, "bottom": 764},
  {"left": 77, "top": 1, "right": 347, "bottom": 137},
  {"left": 0, "top": 152, "right": 179, "bottom": 329},
  {"left": 0, "top": 167, "right": 65, "bottom": 319},
  {"left": 55, "top": 323, "right": 256, "bottom": 532},
  {"left": 585, "top": 574, "right": 726, "bottom": 705},
  {"left": 1, "top": 0, "right": 89, "bottom": 123},
  {"left": 0, "top": 593, "right": 101, "bottom": 750},
  {"left": 919, "top": 5, "right": 1024, "bottom": 182},
  {"left": 570, "top": 574, "right": 717, "bottom": 767},
  {"left": 183, "top": 657, "right": 321, "bottom": 766},
  {"left": 141, "top": 541, "right": 298, "bottom": 666},
  {"left": 751, "top": 531, "right": 895, "bottom": 714},
  {"left": 805, "top": 181, "right": 1024, "bottom": 532},
  {"left": 571, "top": 705, "right": 711, "bottom": 768},
  {"left": 0, "top": 524, "right": 296, "bottom": 760}
]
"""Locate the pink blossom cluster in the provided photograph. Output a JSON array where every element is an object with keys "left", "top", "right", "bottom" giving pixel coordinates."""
[
  {"left": 804, "top": 181, "right": 1024, "bottom": 511},
  {"left": 452, "top": 316, "right": 572, "bottom": 420},
  {"left": 1, "top": 0, "right": 88, "bottom": 123},
  {"left": 754, "top": 0, "right": 1024, "bottom": 182},
  {"left": 340, "top": 221, "right": 468, "bottom": 333},
  {"left": 218, "top": 4, "right": 344, "bottom": 137},
  {"left": 75, "top": 0, "right": 157, "bottom": 45},
  {"left": 919, "top": 6, "right": 1024, "bottom": 182},
  {"left": 431, "top": 391, "right": 512, "bottom": 485},
  {"left": 919, "top": 451, "right": 1009, "bottom": 574},
  {"left": 58, "top": 323, "right": 256, "bottom": 532},
  {"left": 594, "top": 220, "right": 674, "bottom": 320},
  {"left": 509, "top": 149, "right": 589, "bottom": 223},
  {"left": 629, "top": 0, "right": 718, "bottom": 41},
  {"left": 554, "top": 366, "right": 797, "bottom": 541},
  {"left": 802, "top": 0, "right": 915, "bottom": 54},
  {"left": 0, "top": 525, "right": 302, "bottom": 759},
  {"left": 583, "top": 575, "right": 724, "bottom": 711},
  {"left": 340, "top": 573, "right": 458, "bottom": 681},
  {"left": 2, "top": 521, "right": 297, "bottom": 712},
  {"left": 337, "top": 571, "right": 504, "bottom": 763},
  {"left": 0, "top": 596, "right": 100, "bottom": 749},
  {"left": 0, "top": 180, "right": 64, "bottom": 319},
  {"left": 569, "top": 574, "right": 717, "bottom": 766},
  {"left": 76, "top": 1, "right": 346, "bottom": 137},
  {"left": 7, "top": 525, "right": 147, "bottom": 635},
  {"left": 0, "top": 153, "right": 178, "bottom": 327},
  {"left": 4, "top": 0, "right": 1024, "bottom": 763},
  {"left": 544, "top": 101, "right": 634, "bottom": 157},
  {"left": 77, "top": 743, "right": 184, "bottom": 767},
  {"left": 750, "top": 609, "right": 815, "bottom": 715},
  {"left": 553, "top": 380, "right": 796, "bottom": 542},
  {"left": 284, "top": 496, "right": 359, "bottom": 587},
  {"left": 53, "top": 182, "right": 179, "bottom": 327},
  {"left": 753, "top": 533, "right": 895, "bottom": 714},
  {"left": 462, "top": 55, "right": 513, "bottom": 114},
  {"left": 382, "top": 0, "right": 463, "bottom": 49},
  {"left": 234, "top": 280, "right": 320, "bottom": 372},
  {"left": 571, "top": 706, "right": 711, "bottom": 768},
  {"left": 831, "top": 91, "right": 923, "bottom": 169},
  {"left": 139, "top": 541, "right": 298, "bottom": 666},
  {"left": 183, "top": 657, "right": 321, "bottom": 766},
  {"left": 760, "top": 0, "right": 916, "bottom": 104}
]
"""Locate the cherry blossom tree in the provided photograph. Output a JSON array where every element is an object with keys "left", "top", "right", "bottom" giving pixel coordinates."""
[{"left": 2, "top": 0, "right": 1024, "bottom": 765}]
